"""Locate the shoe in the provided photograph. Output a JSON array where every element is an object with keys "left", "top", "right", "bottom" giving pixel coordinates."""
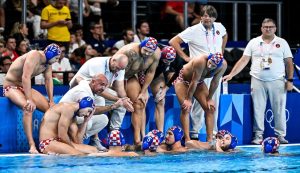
[
  {"left": 278, "top": 136, "right": 289, "bottom": 144},
  {"left": 89, "top": 138, "right": 108, "bottom": 151},
  {"left": 251, "top": 135, "right": 263, "bottom": 145},
  {"left": 190, "top": 133, "right": 199, "bottom": 141}
]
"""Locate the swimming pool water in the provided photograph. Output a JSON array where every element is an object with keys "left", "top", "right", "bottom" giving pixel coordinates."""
[{"left": 1, "top": 145, "right": 300, "bottom": 173}]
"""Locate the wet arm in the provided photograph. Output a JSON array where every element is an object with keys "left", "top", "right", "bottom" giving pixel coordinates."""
[
  {"left": 58, "top": 109, "right": 74, "bottom": 146},
  {"left": 208, "top": 62, "right": 227, "bottom": 99},
  {"left": 22, "top": 52, "right": 39, "bottom": 101},
  {"left": 140, "top": 56, "right": 160, "bottom": 94},
  {"left": 44, "top": 66, "right": 54, "bottom": 103},
  {"left": 186, "top": 62, "right": 203, "bottom": 100}
]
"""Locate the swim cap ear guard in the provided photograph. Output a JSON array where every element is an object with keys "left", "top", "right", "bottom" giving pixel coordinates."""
[
  {"left": 140, "top": 37, "right": 158, "bottom": 51},
  {"left": 44, "top": 43, "right": 61, "bottom": 63},
  {"left": 79, "top": 96, "right": 95, "bottom": 110},
  {"left": 107, "top": 130, "right": 126, "bottom": 147},
  {"left": 142, "top": 134, "right": 160, "bottom": 151},
  {"left": 262, "top": 137, "right": 280, "bottom": 153},
  {"left": 161, "top": 46, "right": 176, "bottom": 63},
  {"left": 207, "top": 52, "right": 223, "bottom": 68},
  {"left": 142, "top": 129, "right": 165, "bottom": 151},
  {"left": 169, "top": 126, "right": 184, "bottom": 143}
]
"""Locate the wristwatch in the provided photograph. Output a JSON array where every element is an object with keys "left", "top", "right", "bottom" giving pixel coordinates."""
[{"left": 287, "top": 79, "right": 294, "bottom": 82}]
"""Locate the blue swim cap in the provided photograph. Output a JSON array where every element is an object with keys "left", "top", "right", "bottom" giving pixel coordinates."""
[
  {"left": 79, "top": 96, "right": 95, "bottom": 110},
  {"left": 207, "top": 52, "right": 223, "bottom": 68},
  {"left": 44, "top": 43, "right": 61, "bottom": 63},
  {"left": 168, "top": 126, "right": 184, "bottom": 142},
  {"left": 161, "top": 46, "right": 176, "bottom": 63},
  {"left": 140, "top": 37, "right": 158, "bottom": 51},
  {"left": 108, "top": 130, "right": 126, "bottom": 146},
  {"left": 262, "top": 137, "right": 280, "bottom": 153},
  {"left": 216, "top": 130, "right": 238, "bottom": 150},
  {"left": 142, "top": 134, "right": 160, "bottom": 151},
  {"left": 148, "top": 129, "right": 164, "bottom": 143}
]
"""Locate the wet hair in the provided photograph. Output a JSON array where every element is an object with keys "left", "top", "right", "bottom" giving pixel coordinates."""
[{"left": 200, "top": 5, "right": 218, "bottom": 19}]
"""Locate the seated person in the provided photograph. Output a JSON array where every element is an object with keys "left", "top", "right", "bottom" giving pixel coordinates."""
[
  {"left": 185, "top": 130, "right": 238, "bottom": 152},
  {"left": 157, "top": 126, "right": 188, "bottom": 153},
  {"left": 262, "top": 137, "right": 280, "bottom": 154},
  {"left": 90, "top": 130, "right": 138, "bottom": 157},
  {"left": 39, "top": 96, "right": 98, "bottom": 155},
  {"left": 142, "top": 129, "right": 164, "bottom": 155}
]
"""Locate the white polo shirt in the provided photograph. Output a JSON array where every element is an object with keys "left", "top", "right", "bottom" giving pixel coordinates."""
[
  {"left": 69, "top": 56, "right": 125, "bottom": 88},
  {"left": 60, "top": 80, "right": 94, "bottom": 103},
  {"left": 244, "top": 35, "right": 293, "bottom": 81},
  {"left": 178, "top": 22, "right": 226, "bottom": 58}
]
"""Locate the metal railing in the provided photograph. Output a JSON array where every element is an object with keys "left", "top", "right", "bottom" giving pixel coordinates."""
[{"left": 20, "top": 0, "right": 282, "bottom": 41}]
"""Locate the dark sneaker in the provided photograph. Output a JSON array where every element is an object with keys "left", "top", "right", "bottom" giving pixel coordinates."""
[
  {"left": 278, "top": 136, "right": 289, "bottom": 144},
  {"left": 89, "top": 138, "right": 108, "bottom": 152},
  {"left": 190, "top": 133, "right": 199, "bottom": 141},
  {"left": 251, "top": 135, "right": 263, "bottom": 145}
]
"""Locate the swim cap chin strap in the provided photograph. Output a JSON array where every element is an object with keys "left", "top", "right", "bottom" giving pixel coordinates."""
[{"left": 169, "top": 126, "right": 184, "bottom": 143}]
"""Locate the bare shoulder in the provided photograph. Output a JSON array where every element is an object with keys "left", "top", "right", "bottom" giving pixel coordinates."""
[
  {"left": 59, "top": 103, "right": 76, "bottom": 115},
  {"left": 118, "top": 43, "right": 139, "bottom": 58}
]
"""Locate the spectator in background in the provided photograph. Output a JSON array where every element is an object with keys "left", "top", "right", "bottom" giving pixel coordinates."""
[
  {"left": 0, "top": 39, "right": 6, "bottom": 57},
  {"left": 27, "top": 0, "right": 47, "bottom": 39},
  {"left": 2, "top": 36, "right": 18, "bottom": 61},
  {"left": 41, "top": 0, "right": 72, "bottom": 51},
  {"left": 2, "top": 0, "right": 22, "bottom": 37},
  {"left": 0, "top": 1, "right": 4, "bottom": 32},
  {"left": 69, "top": 24, "right": 86, "bottom": 57},
  {"left": 163, "top": 2, "right": 201, "bottom": 30},
  {"left": 86, "top": 21, "right": 109, "bottom": 56},
  {"left": 0, "top": 56, "right": 12, "bottom": 85},
  {"left": 83, "top": 44, "right": 98, "bottom": 61},
  {"left": 68, "top": 0, "right": 90, "bottom": 24},
  {"left": 223, "top": 18, "right": 293, "bottom": 144},
  {"left": 69, "top": 46, "right": 83, "bottom": 71},
  {"left": 10, "top": 22, "right": 30, "bottom": 46},
  {"left": 133, "top": 20, "right": 150, "bottom": 43},
  {"left": 113, "top": 28, "right": 135, "bottom": 50},
  {"left": 16, "top": 40, "right": 29, "bottom": 56},
  {"left": 107, "top": 47, "right": 118, "bottom": 56},
  {"left": 52, "top": 45, "right": 73, "bottom": 84},
  {"left": 69, "top": 32, "right": 77, "bottom": 57}
]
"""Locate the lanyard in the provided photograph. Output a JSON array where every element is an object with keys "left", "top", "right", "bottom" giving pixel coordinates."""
[
  {"left": 205, "top": 23, "right": 216, "bottom": 53},
  {"left": 105, "top": 58, "right": 118, "bottom": 87},
  {"left": 259, "top": 41, "right": 275, "bottom": 58}
]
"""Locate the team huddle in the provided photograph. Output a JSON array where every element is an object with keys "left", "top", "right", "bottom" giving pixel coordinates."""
[
  {"left": 3, "top": 5, "right": 290, "bottom": 156},
  {"left": 3, "top": 36, "right": 238, "bottom": 155}
]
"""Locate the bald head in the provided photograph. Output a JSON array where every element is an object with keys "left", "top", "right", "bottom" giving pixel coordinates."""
[
  {"left": 110, "top": 53, "right": 128, "bottom": 73},
  {"left": 90, "top": 74, "right": 108, "bottom": 94}
]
